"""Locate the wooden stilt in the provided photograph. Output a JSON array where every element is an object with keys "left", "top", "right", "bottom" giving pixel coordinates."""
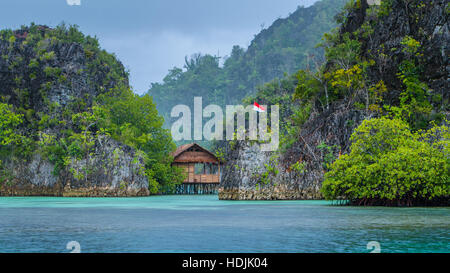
[{"left": 175, "top": 183, "right": 219, "bottom": 195}]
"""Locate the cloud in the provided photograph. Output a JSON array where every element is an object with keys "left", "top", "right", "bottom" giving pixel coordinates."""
[
  {"left": 66, "top": 0, "right": 81, "bottom": 6},
  {"left": 0, "top": 0, "right": 319, "bottom": 94},
  {"left": 100, "top": 28, "right": 255, "bottom": 94}
]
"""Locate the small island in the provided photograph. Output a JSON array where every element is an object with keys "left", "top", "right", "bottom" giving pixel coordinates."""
[
  {"left": 0, "top": 0, "right": 448, "bottom": 255},
  {"left": 0, "top": 0, "right": 448, "bottom": 207}
]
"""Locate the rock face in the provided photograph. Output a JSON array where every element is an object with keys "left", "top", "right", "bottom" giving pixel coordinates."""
[
  {"left": 1, "top": 138, "right": 149, "bottom": 197},
  {"left": 219, "top": 0, "right": 449, "bottom": 200},
  {"left": 219, "top": 142, "right": 323, "bottom": 200},
  {"left": 0, "top": 25, "right": 150, "bottom": 196},
  {"left": 219, "top": 105, "right": 369, "bottom": 200},
  {"left": 354, "top": 0, "right": 449, "bottom": 106}
]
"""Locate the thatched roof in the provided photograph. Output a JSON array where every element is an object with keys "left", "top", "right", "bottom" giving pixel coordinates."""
[{"left": 171, "top": 143, "right": 219, "bottom": 164}]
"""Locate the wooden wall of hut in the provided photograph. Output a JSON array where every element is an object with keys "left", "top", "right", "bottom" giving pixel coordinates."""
[
  {"left": 171, "top": 143, "right": 221, "bottom": 195},
  {"left": 173, "top": 162, "right": 220, "bottom": 183}
]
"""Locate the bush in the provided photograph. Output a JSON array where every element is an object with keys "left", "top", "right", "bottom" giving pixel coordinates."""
[
  {"left": 0, "top": 103, "right": 23, "bottom": 146},
  {"left": 321, "top": 117, "right": 449, "bottom": 206},
  {"left": 0, "top": 24, "right": 182, "bottom": 194},
  {"left": 96, "top": 87, "right": 184, "bottom": 194}
]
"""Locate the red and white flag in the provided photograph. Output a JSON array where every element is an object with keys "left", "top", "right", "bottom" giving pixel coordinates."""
[{"left": 253, "top": 102, "right": 265, "bottom": 113}]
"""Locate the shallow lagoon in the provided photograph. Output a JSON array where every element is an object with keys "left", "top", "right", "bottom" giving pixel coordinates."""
[{"left": 0, "top": 195, "right": 448, "bottom": 253}]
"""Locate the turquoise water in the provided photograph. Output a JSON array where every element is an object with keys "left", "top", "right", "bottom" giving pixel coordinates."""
[{"left": 0, "top": 195, "right": 448, "bottom": 253}]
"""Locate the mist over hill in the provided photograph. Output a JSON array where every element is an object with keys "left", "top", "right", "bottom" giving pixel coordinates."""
[{"left": 148, "top": 0, "right": 348, "bottom": 130}]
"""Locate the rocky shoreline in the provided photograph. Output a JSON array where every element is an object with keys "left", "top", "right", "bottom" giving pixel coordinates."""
[
  {"left": 0, "top": 139, "right": 150, "bottom": 197},
  {"left": 0, "top": 184, "right": 149, "bottom": 197},
  {"left": 218, "top": 186, "right": 322, "bottom": 201},
  {"left": 218, "top": 0, "right": 449, "bottom": 201}
]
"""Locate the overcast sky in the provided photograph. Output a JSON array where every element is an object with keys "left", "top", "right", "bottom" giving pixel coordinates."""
[{"left": 0, "top": 0, "right": 319, "bottom": 94}]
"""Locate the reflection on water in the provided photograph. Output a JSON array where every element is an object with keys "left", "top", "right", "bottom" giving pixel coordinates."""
[{"left": 0, "top": 195, "right": 448, "bottom": 253}]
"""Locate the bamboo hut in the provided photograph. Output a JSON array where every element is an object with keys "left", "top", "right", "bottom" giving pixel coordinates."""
[{"left": 171, "top": 143, "right": 221, "bottom": 194}]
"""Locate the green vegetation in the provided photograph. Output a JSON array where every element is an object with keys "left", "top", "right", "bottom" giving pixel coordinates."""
[
  {"left": 255, "top": 154, "right": 280, "bottom": 189},
  {"left": 148, "top": 0, "right": 348, "bottom": 131},
  {"left": 322, "top": 118, "right": 449, "bottom": 206},
  {"left": 0, "top": 102, "right": 33, "bottom": 159},
  {"left": 1, "top": 0, "right": 448, "bottom": 204},
  {"left": 95, "top": 87, "right": 184, "bottom": 193},
  {"left": 0, "top": 103, "right": 24, "bottom": 146},
  {"left": 0, "top": 24, "right": 184, "bottom": 193},
  {"left": 317, "top": 142, "right": 338, "bottom": 170},
  {"left": 386, "top": 36, "right": 435, "bottom": 130},
  {"left": 243, "top": 73, "right": 301, "bottom": 152},
  {"left": 243, "top": 0, "right": 448, "bottom": 205}
]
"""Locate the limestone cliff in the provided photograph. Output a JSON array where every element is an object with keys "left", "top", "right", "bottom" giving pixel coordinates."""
[
  {"left": 0, "top": 25, "right": 150, "bottom": 196},
  {"left": 219, "top": 0, "right": 449, "bottom": 200}
]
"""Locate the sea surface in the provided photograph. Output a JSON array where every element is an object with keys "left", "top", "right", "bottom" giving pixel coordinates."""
[{"left": 0, "top": 195, "right": 448, "bottom": 253}]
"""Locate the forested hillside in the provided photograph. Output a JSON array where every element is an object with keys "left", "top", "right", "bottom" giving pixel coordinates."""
[
  {"left": 1, "top": 0, "right": 447, "bottom": 204},
  {"left": 0, "top": 24, "right": 183, "bottom": 196},
  {"left": 220, "top": 0, "right": 449, "bottom": 206},
  {"left": 148, "top": 0, "right": 348, "bottom": 127}
]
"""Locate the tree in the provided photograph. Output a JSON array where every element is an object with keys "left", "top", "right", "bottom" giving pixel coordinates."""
[
  {"left": 96, "top": 87, "right": 184, "bottom": 194},
  {"left": 147, "top": 0, "right": 348, "bottom": 128},
  {"left": 0, "top": 103, "right": 23, "bottom": 146},
  {"left": 321, "top": 117, "right": 449, "bottom": 206},
  {"left": 1, "top": 24, "right": 184, "bottom": 194},
  {"left": 386, "top": 36, "right": 433, "bottom": 130}
]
